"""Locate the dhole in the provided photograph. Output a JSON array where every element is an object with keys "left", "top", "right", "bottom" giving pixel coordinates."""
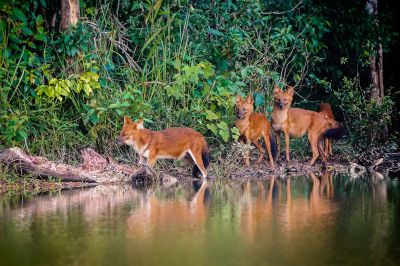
[
  {"left": 271, "top": 86, "right": 343, "bottom": 165},
  {"left": 127, "top": 180, "right": 209, "bottom": 238},
  {"left": 235, "top": 94, "right": 277, "bottom": 168},
  {"left": 318, "top": 103, "right": 337, "bottom": 157},
  {"left": 116, "top": 116, "right": 210, "bottom": 178}
]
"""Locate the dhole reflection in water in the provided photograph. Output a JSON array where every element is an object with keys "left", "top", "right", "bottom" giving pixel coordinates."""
[
  {"left": 0, "top": 172, "right": 396, "bottom": 266},
  {"left": 1, "top": 173, "right": 389, "bottom": 237},
  {"left": 126, "top": 180, "right": 210, "bottom": 238},
  {"left": 240, "top": 172, "right": 338, "bottom": 243}
]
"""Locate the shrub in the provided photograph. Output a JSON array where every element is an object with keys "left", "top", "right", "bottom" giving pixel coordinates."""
[{"left": 334, "top": 76, "right": 395, "bottom": 149}]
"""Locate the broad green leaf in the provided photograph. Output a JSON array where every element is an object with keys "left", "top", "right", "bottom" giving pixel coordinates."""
[
  {"left": 219, "top": 129, "right": 229, "bottom": 142},
  {"left": 39, "top": 0, "right": 47, "bottom": 8},
  {"left": 206, "top": 124, "right": 218, "bottom": 135},
  {"left": 108, "top": 103, "right": 118, "bottom": 109},
  {"left": 216, "top": 87, "right": 231, "bottom": 96},
  {"left": 231, "top": 127, "right": 240, "bottom": 140},
  {"left": 207, "top": 28, "right": 224, "bottom": 36},
  {"left": 89, "top": 112, "right": 99, "bottom": 124},
  {"left": 22, "top": 27, "right": 34, "bottom": 36},
  {"left": 34, "top": 33, "right": 47, "bottom": 41},
  {"left": 217, "top": 121, "right": 228, "bottom": 130},
  {"left": 253, "top": 92, "right": 265, "bottom": 107},
  {"left": 205, "top": 110, "right": 220, "bottom": 120},
  {"left": 17, "top": 130, "right": 28, "bottom": 140},
  {"left": 70, "top": 46, "right": 78, "bottom": 56},
  {"left": 166, "top": 85, "right": 183, "bottom": 99},
  {"left": 12, "top": 8, "right": 27, "bottom": 22}
]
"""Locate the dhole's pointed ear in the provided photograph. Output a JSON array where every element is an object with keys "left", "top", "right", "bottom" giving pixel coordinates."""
[
  {"left": 287, "top": 86, "right": 295, "bottom": 96},
  {"left": 236, "top": 95, "right": 243, "bottom": 103},
  {"left": 273, "top": 85, "right": 281, "bottom": 95},
  {"left": 124, "top": 116, "right": 133, "bottom": 124},
  {"left": 136, "top": 119, "right": 144, "bottom": 129},
  {"left": 245, "top": 94, "right": 254, "bottom": 104}
]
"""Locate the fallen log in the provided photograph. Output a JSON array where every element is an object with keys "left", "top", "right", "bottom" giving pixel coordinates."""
[
  {"left": 0, "top": 147, "right": 136, "bottom": 183},
  {"left": 5, "top": 157, "right": 95, "bottom": 183},
  {"left": 0, "top": 147, "right": 181, "bottom": 185}
]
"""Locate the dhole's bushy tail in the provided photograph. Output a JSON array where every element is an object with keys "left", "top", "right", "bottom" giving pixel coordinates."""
[
  {"left": 269, "top": 132, "right": 278, "bottom": 160},
  {"left": 192, "top": 143, "right": 210, "bottom": 178},
  {"left": 323, "top": 124, "right": 345, "bottom": 139},
  {"left": 318, "top": 124, "right": 345, "bottom": 158}
]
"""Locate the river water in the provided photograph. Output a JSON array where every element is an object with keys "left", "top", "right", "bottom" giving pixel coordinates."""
[{"left": 1, "top": 173, "right": 399, "bottom": 266}]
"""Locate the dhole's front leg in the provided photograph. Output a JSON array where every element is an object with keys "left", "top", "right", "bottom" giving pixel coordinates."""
[
  {"left": 243, "top": 146, "right": 250, "bottom": 166},
  {"left": 240, "top": 136, "right": 250, "bottom": 166},
  {"left": 274, "top": 131, "right": 281, "bottom": 161},
  {"left": 328, "top": 138, "right": 333, "bottom": 156},
  {"left": 253, "top": 140, "right": 265, "bottom": 164},
  {"left": 146, "top": 151, "right": 157, "bottom": 167},
  {"left": 263, "top": 133, "right": 275, "bottom": 169},
  {"left": 308, "top": 133, "right": 320, "bottom": 165},
  {"left": 284, "top": 128, "right": 290, "bottom": 162},
  {"left": 138, "top": 155, "right": 146, "bottom": 165}
]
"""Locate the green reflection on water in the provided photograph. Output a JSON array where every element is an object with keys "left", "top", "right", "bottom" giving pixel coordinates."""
[{"left": 0, "top": 173, "right": 399, "bottom": 266}]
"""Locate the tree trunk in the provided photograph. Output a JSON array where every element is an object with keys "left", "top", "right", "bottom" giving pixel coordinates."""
[
  {"left": 366, "top": 0, "right": 384, "bottom": 101},
  {"left": 0, "top": 147, "right": 179, "bottom": 185},
  {"left": 60, "top": 0, "right": 80, "bottom": 31}
]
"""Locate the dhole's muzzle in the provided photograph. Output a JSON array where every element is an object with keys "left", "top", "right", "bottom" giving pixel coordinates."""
[
  {"left": 275, "top": 99, "right": 288, "bottom": 109},
  {"left": 236, "top": 109, "right": 245, "bottom": 119},
  {"left": 237, "top": 107, "right": 251, "bottom": 119},
  {"left": 236, "top": 110, "right": 244, "bottom": 119}
]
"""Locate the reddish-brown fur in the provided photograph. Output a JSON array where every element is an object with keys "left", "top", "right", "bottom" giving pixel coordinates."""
[
  {"left": 116, "top": 116, "right": 209, "bottom": 178},
  {"left": 235, "top": 95, "right": 276, "bottom": 169},
  {"left": 318, "top": 103, "right": 336, "bottom": 157},
  {"left": 271, "top": 86, "right": 338, "bottom": 165},
  {"left": 127, "top": 181, "right": 209, "bottom": 238}
]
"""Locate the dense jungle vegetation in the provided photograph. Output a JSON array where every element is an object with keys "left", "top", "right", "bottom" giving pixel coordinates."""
[{"left": 0, "top": 0, "right": 398, "bottom": 163}]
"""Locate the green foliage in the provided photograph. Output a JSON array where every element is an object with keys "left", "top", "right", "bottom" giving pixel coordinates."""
[
  {"left": 0, "top": 0, "right": 397, "bottom": 158},
  {"left": 35, "top": 71, "right": 100, "bottom": 101},
  {"left": 334, "top": 77, "right": 395, "bottom": 149}
]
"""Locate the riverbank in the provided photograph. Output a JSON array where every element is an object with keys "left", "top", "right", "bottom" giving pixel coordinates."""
[
  {"left": 1, "top": 145, "right": 397, "bottom": 194},
  {"left": 0, "top": 179, "right": 97, "bottom": 194}
]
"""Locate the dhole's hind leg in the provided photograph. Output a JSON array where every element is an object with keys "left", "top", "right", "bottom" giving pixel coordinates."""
[
  {"left": 318, "top": 139, "right": 327, "bottom": 162},
  {"left": 252, "top": 140, "right": 265, "bottom": 164},
  {"left": 328, "top": 138, "right": 333, "bottom": 156},
  {"left": 324, "top": 138, "right": 330, "bottom": 158},
  {"left": 284, "top": 129, "right": 290, "bottom": 162},
  {"left": 308, "top": 133, "right": 320, "bottom": 165},
  {"left": 188, "top": 149, "right": 207, "bottom": 178},
  {"left": 263, "top": 133, "right": 275, "bottom": 169}
]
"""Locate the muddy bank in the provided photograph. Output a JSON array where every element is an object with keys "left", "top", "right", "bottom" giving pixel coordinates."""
[
  {"left": 227, "top": 161, "right": 349, "bottom": 179},
  {"left": 0, "top": 179, "right": 96, "bottom": 194},
  {"left": 1, "top": 147, "right": 397, "bottom": 193},
  {"left": 225, "top": 154, "right": 398, "bottom": 180}
]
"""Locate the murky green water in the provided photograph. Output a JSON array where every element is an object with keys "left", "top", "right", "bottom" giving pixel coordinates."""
[{"left": 1, "top": 173, "right": 400, "bottom": 266}]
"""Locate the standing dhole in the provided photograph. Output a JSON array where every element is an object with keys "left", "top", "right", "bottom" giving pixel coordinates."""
[
  {"left": 271, "top": 86, "right": 343, "bottom": 165},
  {"left": 318, "top": 103, "right": 337, "bottom": 157},
  {"left": 116, "top": 116, "right": 210, "bottom": 178},
  {"left": 235, "top": 95, "right": 277, "bottom": 168}
]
